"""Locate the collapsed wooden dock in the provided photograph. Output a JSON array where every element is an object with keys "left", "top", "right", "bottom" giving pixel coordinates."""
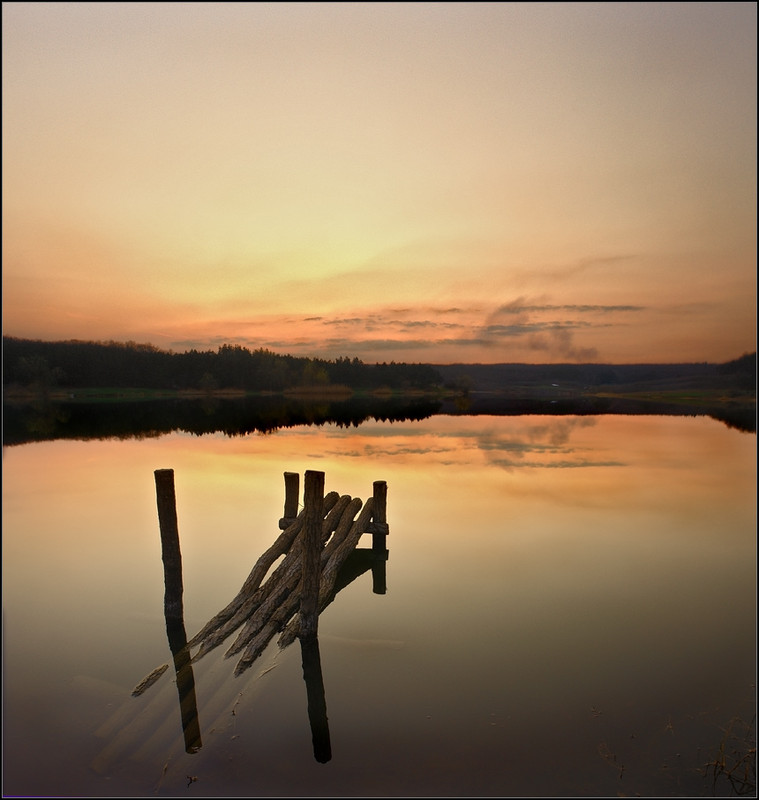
[{"left": 133, "top": 469, "right": 389, "bottom": 695}]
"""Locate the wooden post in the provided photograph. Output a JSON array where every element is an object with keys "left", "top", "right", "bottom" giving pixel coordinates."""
[
  {"left": 300, "top": 470, "right": 325, "bottom": 639},
  {"left": 371, "top": 480, "right": 388, "bottom": 552},
  {"left": 154, "top": 469, "right": 184, "bottom": 621},
  {"left": 279, "top": 471, "right": 300, "bottom": 529}
]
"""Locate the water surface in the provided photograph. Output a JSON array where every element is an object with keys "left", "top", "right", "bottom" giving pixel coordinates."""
[{"left": 2, "top": 413, "right": 756, "bottom": 797}]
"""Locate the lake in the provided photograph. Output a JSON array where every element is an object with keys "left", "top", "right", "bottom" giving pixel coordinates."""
[{"left": 2, "top": 406, "right": 756, "bottom": 797}]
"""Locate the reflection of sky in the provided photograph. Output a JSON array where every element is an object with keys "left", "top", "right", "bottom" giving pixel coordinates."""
[{"left": 2, "top": 415, "right": 756, "bottom": 796}]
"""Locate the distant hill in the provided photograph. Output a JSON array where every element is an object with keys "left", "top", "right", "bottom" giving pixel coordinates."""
[{"left": 432, "top": 355, "right": 756, "bottom": 396}]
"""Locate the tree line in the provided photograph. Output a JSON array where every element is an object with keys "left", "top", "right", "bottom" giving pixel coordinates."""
[{"left": 2, "top": 337, "right": 443, "bottom": 393}]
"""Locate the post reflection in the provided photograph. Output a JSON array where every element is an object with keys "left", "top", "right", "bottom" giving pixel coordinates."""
[
  {"left": 298, "top": 546, "right": 389, "bottom": 763},
  {"left": 300, "top": 636, "right": 331, "bottom": 763},
  {"left": 164, "top": 616, "right": 202, "bottom": 754}
]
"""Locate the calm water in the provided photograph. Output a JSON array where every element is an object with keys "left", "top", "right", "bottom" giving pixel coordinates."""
[{"left": 2, "top": 412, "right": 756, "bottom": 797}]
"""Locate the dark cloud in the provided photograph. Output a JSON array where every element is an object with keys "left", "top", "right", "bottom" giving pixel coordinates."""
[
  {"left": 318, "top": 314, "right": 463, "bottom": 332},
  {"left": 483, "top": 323, "right": 551, "bottom": 337},
  {"left": 494, "top": 303, "right": 645, "bottom": 314},
  {"left": 527, "top": 326, "right": 599, "bottom": 361},
  {"left": 478, "top": 298, "right": 629, "bottom": 360}
]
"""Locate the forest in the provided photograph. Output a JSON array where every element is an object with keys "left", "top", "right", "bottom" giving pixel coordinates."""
[
  {"left": 2, "top": 337, "right": 443, "bottom": 394},
  {"left": 2, "top": 336, "right": 755, "bottom": 402}
]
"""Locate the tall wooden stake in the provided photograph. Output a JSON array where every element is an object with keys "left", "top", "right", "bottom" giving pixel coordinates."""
[
  {"left": 300, "top": 470, "right": 325, "bottom": 639},
  {"left": 154, "top": 469, "right": 201, "bottom": 753},
  {"left": 155, "top": 469, "right": 184, "bottom": 620},
  {"left": 371, "top": 480, "right": 388, "bottom": 552}
]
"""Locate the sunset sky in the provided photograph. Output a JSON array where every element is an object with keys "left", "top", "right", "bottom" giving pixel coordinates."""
[{"left": 2, "top": 2, "right": 756, "bottom": 365}]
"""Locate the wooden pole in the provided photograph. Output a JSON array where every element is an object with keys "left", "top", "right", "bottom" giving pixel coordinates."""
[
  {"left": 154, "top": 469, "right": 184, "bottom": 621},
  {"left": 300, "top": 470, "right": 325, "bottom": 639},
  {"left": 371, "top": 480, "right": 388, "bottom": 552},
  {"left": 280, "top": 471, "right": 300, "bottom": 529}
]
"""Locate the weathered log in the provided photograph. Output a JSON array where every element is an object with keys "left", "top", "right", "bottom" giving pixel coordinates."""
[
  {"left": 134, "top": 493, "right": 348, "bottom": 690},
  {"left": 227, "top": 497, "right": 363, "bottom": 664},
  {"left": 186, "top": 490, "right": 341, "bottom": 653},
  {"left": 131, "top": 663, "right": 169, "bottom": 697},
  {"left": 193, "top": 494, "right": 355, "bottom": 663},
  {"left": 186, "top": 513, "right": 304, "bottom": 650},
  {"left": 277, "top": 498, "right": 375, "bottom": 649},
  {"left": 133, "top": 474, "right": 387, "bottom": 693},
  {"left": 232, "top": 497, "right": 368, "bottom": 675}
]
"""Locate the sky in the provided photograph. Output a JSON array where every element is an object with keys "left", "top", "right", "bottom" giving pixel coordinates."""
[{"left": 2, "top": 2, "right": 756, "bottom": 365}]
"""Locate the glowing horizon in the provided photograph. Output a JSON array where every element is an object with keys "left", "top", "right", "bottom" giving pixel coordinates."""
[{"left": 2, "top": 3, "right": 756, "bottom": 365}]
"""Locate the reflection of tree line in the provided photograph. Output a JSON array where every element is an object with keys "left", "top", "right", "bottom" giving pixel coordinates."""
[
  {"left": 439, "top": 395, "right": 757, "bottom": 433},
  {"left": 1, "top": 395, "right": 443, "bottom": 445},
  {"left": 2, "top": 391, "right": 755, "bottom": 446}
]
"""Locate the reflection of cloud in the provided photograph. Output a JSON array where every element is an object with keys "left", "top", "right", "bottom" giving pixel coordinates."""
[
  {"left": 526, "top": 417, "right": 597, "bottom": 447},
  {"left": 292, "top": 417, "right": 629, "bottom": 472},
  {"left": 488, "top": 457, "right": 625, "bottom": 470},
  {"left": 476, "top": 417, "right": 625, "bottom": 470},
  {"left": 324, "top": 444, "right": 460, "bottom": 459}
]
